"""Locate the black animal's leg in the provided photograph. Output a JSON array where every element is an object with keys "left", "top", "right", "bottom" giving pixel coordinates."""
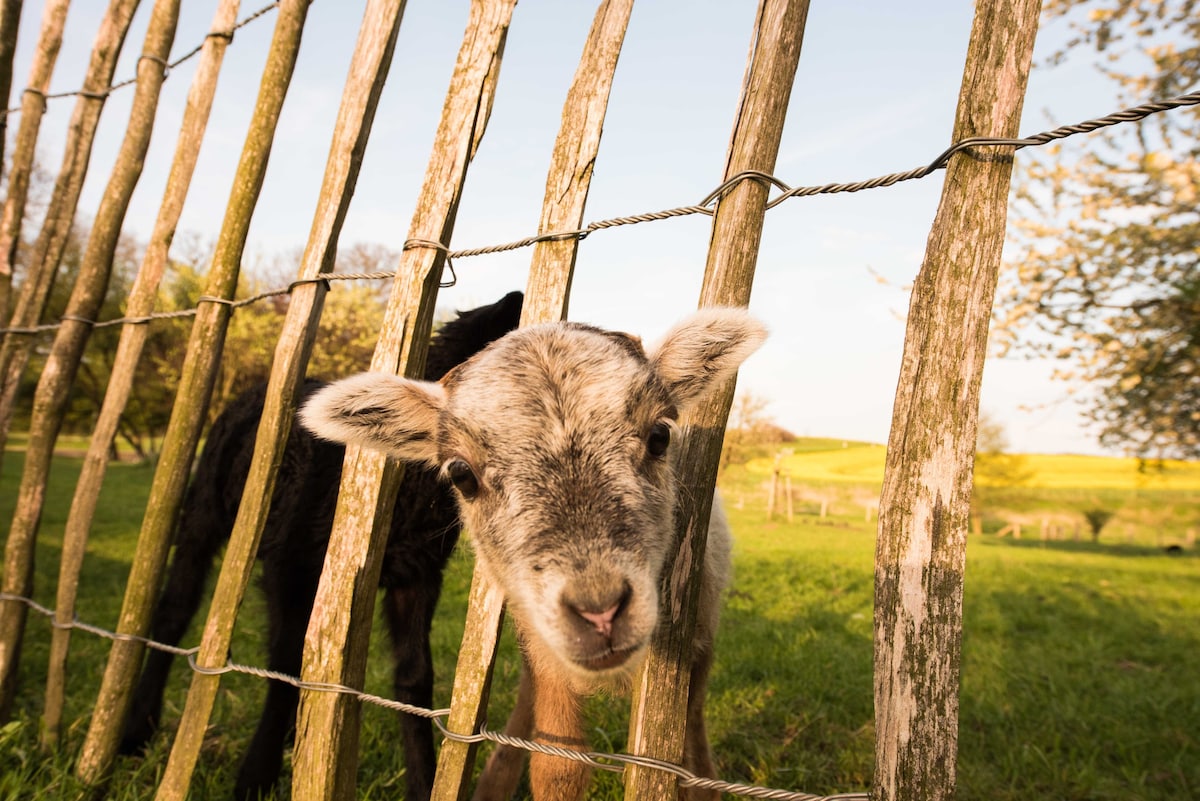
[
  {"left": 121, "top": 512, "right": 226, "bottom": 754},
  {"left": 382, "top": 580, "right": 443, "bottom": 801},
  {"left": 233, "top": 548, "right": 322, "bottom": 801}
]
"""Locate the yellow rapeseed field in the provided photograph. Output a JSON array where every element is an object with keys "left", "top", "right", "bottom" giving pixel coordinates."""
[{"left": 746, "top": 442, "right": 1200, "bottom": 490}]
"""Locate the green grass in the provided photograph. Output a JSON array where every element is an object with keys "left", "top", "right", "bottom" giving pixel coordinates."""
[{"left": 1, "top": 448, "right": 1198, "bottom": 800}]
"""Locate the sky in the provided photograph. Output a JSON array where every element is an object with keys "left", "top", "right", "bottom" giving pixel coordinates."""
[{"left": 6, "top": 0, "right": 1168, "bottom": 456}]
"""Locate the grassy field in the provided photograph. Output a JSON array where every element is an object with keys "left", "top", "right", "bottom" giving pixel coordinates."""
[{"left": 0, "top": 442, "right": 1197, "bottom": 800}]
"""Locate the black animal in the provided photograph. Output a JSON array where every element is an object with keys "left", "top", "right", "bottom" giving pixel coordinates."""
[{"left": 121, "top": 291, "right": 523, "bottom": 801}]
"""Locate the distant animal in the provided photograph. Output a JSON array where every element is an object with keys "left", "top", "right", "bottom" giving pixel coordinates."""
[
  {"left": 120, "top": 291, "right": 524, "bottom": 801},
  {"left": 301, "top": 306, "right": 767, "bottom": 801}
]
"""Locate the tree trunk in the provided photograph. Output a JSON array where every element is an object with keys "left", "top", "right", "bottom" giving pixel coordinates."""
[
  {"left": 74, "top": 0, "right": 308, "bottom": 787},
  {"left": 624, "top": 1, "right": 808, "bottom": 798},
  {"left": 872, "top": 3, "right": 1041, "bottom": 801},
  {"left": 42, "top": 0, "right": 242, "bottom": 753}
]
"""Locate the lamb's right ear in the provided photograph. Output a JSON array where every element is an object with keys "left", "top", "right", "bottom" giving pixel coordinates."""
[{"left": 299, "top": 373, "right": 445, "bottom": 465}]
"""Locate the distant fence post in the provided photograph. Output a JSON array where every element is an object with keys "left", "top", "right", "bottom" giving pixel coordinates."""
[
  {"left": 625, "top": 1, "right": 809, "bottom": 797},
  {"left": 872, "top": 2, "right": 1041, "bottom": 801}
]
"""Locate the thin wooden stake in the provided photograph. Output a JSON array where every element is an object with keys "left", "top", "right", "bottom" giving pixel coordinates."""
[
  {"left": 0, "top": 0, "right": 68, "bottom": 326},
  {"left": 291, "top": 3, "right": 515, "bottom": 799},
  {"left": 0, "top": 0, "right": 141, "bottom": 723},
  {"left": 0, "top": 0, "right": 141, "bottom": 458},
  {"left": 75, "top": 1, "right": 307, "bottom": 787},
  {"left": 153, "top": 2, "right": 406, "bottom": 798},
  {"left": 872, "top": 3, "right": 1041, "bottom": 800},
  {"left": 42, "top": 0, "right": 243, "bottom": 753},
  {"left": 625, "top": 1, "right": 808, "bottom": 798}
]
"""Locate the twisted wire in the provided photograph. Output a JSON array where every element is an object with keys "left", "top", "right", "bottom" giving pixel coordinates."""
[{"left": 0, "top": 590, "right": 867, "bottom": 801}]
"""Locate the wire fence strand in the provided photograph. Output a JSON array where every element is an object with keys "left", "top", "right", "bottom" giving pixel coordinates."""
[
  {"left": 0, "top": 590, "right": 867, "bottom": 801},
  {"left": 1, "top": 90, "right": 1195, "bottom": 338}
]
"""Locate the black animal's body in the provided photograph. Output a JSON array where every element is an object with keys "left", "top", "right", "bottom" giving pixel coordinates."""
[{"left": 121, "top": 291, "right": 523, "bottom": 801}]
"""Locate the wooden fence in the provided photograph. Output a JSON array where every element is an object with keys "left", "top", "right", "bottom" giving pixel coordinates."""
[{"left": 0, "top": 1, "right": 1045, "bottom": 800}]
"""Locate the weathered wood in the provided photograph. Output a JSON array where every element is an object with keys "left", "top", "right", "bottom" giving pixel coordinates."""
[
  {"left": 0, "top": 0, "right": 141, "bottom": 723},
  {"left": 0, "top": 0, "right": 64, "bottom": 328},
  {"left": 0, "top": 0, "right": 23, "bottom": 185},
  {"left": 872, "top": 3, "right": 1041, "bottom": 800},
  {"left": 429, "top": 568, "right": 505, "bottom": 801},
  {"left": 624, "top": 1, "right": 808, "bottom": 798},
  {"left": 0, "top": 0, "right": 141, "bottom": 456},
  {"left": 291, "top": 3, "right": 515, "bottom": 799},
  {"left": 74, "top": 0, "right": 309, "bottom": 787},
  {"left": 152, "top": 3, "right": 406, "bottom": 799},
  {"left": 42, "top": 0, "right": 243, "bottom": 752},
  {"left": 520, "top": 0, "right": 633, "bottom": 326}
]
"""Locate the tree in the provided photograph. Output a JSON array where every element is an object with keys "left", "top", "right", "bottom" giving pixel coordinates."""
[{"left": 999, "top": 0, "right": 1199, "bottom": 459}]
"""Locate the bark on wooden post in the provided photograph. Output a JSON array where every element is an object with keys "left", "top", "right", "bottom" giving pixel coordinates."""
[
  {"left": 11, "top": 0, "right": 180, "bottom": 750},
  {"left": 75, "top": 1, "right": 307, "bottom": 787},
  {"left": 42, "top": 0, "right": 243, "bottom": 751},
  {"left": 152, "top": 3, "right": 406, "bottom": 799},
  {"left": 520, "top": 0, "right": 632, "bottom": 326},
  {"left": 0, "top": 0, "right": 23, "bottom": 185},
  {"left": 0, "top": 0, "right": 69, "bottom": 326},
  {"left": 624, "top": 1, "right": 808, "bottom": 797},
  {"left": 0, "top": 0, "right": 141, "bottom": 722},
  {"left": 431, "top": 5, "right": 633, "bottom": 799},
  {"left": 872, "top": 3, "right": 1040, "bottom": 800},
  {"left": 0, "top": 0, "right": 141, "bottom": 457},
  {"left": 291, "top": 3, "right": 515, "bottom": 799}
]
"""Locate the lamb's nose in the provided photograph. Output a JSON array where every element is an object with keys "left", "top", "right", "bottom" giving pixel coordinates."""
[
  {"left": 563, "top": 582, "right": 632, "bottom": 638},
  {"left": 576, "top": 605, "right": 620, "bottom": 638}
]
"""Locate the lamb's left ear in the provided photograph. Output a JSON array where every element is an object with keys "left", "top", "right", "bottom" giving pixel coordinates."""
[
  {"left": 648, "top": 307, "right": 768, "bottom": 409},
  {"left": 299, "top": 372, "right": 445, "bottom": 466}
]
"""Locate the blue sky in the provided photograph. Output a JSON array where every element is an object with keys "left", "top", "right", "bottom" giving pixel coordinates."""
[{"left": 8, "top": 1, "right": 1155, "bottom": 455}]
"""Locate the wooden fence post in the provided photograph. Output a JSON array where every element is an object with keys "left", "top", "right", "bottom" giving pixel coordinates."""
[
  {"left": 3, "top": 0, "right": 181, "bottom": 751},
  {"left": 624, "top": 1, "right": 808, "bottom": 797},
  {"left": 0, "top": 0, "right": 69, "bottom": 327},
  {"left": 0, "top": 0, "right": 141, "bottom": 722},
  {"left": 0, "top": 0, "right": 141, "bottom": 459},
  {"left": 41, "top": 0, "right": 243, "bottom": 750},
  {"left": 0, "top": 0, "right": 21, "bottom": 181},
  {"left": 291, "top": 3, "right": 516, "bottom": 799},
  {"left": 75, "top": 0, "right": 308, "bottom": 786},
  {"left": 430, "top": 4, "right": 634, "bottom": 799},
  {"left": 151, "top": 2, "right": 408, "bottom": 798},
  {"left": 872, "top": 3, "right": 1040, "bottom": 801}
]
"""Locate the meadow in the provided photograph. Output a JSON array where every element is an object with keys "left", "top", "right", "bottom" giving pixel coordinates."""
[{"left": 0, "top": 439, "right": 1196, "bottom": 800}]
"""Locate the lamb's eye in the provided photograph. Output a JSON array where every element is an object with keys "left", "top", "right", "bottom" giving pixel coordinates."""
[
  {"left": 445, "top": 459, "right": 479, "bottom": 499},
  {"left": 647, "top": 421, "right": 671, "bottom": 458}
]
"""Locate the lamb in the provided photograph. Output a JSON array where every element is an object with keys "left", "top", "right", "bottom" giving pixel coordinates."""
[
  {"left": 300, "top": 306, "right": 767, "bottom": 801},
  {"left": 120, "top": 291, "right": 524, "bottom": 801}
]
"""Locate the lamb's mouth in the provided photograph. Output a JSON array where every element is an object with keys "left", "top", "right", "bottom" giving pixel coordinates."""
[{"left": 577, "top": 646, "right": 639, "bottom": 671}]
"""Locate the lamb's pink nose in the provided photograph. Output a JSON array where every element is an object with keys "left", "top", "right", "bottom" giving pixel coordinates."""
[{"left": 577, "top": 605, "right": 620, "bottom": 638}]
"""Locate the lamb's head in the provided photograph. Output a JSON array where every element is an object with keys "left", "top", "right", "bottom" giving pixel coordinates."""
[{"left": 301, "top": 308, "right": 766, "bottom": 680}]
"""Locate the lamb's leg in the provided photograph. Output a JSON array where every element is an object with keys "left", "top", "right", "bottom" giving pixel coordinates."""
[
  {"left": 526, "top": 667, "right": 590, "bottom": 801},
  {"left": 381, "top": 582, "right": 442, "bottom": 801},
  {"left": 234, "top": 547, "right": 322, "bottom": 801},
  {"left": 472, "top": 662, "right": 535, "bottom": 801},
  {"left": 680, "top": 649, "right": 719, "bottom": 801}
]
